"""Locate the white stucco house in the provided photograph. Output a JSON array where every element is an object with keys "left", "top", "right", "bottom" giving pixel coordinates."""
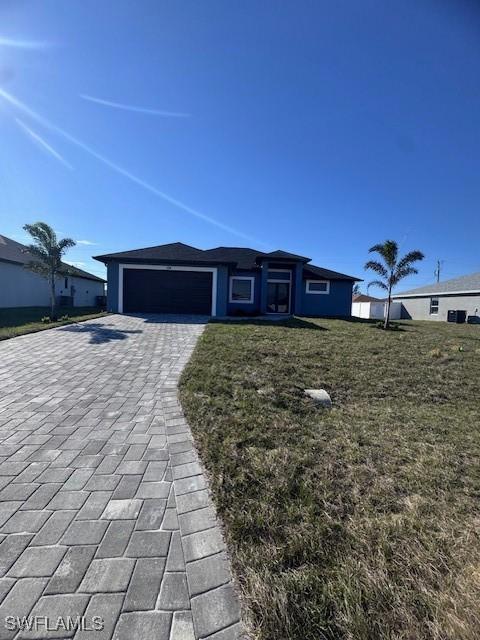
[
  {"left": 352, "top": 294, "right": 402, "bottom": 320},
  {"left": 0, "top": 234, "right": 105, "bottom": 309},
  {"left": 392, "top": 272, "right": 480, "bottom": 322}
]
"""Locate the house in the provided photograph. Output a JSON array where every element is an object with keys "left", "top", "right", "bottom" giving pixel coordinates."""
[
  {"left": 352, "top": 293, "right": 402, "bottom": 320},
  {"left": 94, "top": 242, "right": 360, "bottom": 317},
  {"left": 0, "top": 234, "right": 105, "bottom": 308},
  {"left": 393, "top": 272, "right": 480, "bottom": 322}
]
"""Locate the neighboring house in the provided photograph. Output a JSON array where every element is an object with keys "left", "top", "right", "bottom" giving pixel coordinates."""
[
  {"left": 0, "top": 234, "right": 105, "bottom": 308},
  {"left": 352, "top": 293, "right": 402, "bottom": 320},
  {"left": 94, "top": 242, "right": 360, "bottom": 317},
  {"left": 393, "top": 272, "right": 480, "bottom": 322}
]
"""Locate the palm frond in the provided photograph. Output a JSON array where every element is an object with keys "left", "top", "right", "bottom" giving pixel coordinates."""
[
  {"left": 368, "top": 240, "right": 398, "bottom": 269},
  {"left": 392, "top": 266, "right": 419, "bottom": 285},
  {"left": 23, "top": 244, "right": 49, "bottom": 262},
  {"left": 396, "top": 250, "right": 425, "bottom": 272},
  {"left": 35, "top": 221, "right": 57, "bottom": 246},
  {"left": 58, "top": 238, "right": 76, "bottom": 252},
  {"left": 364, "top": 260, "right": 388, "bottom": 278},
  {"left": 367, "top": 279, "right": 389, "bottom": 292},
  {"left": 24, "top": 222, "right": 55, "bottom": 250}
]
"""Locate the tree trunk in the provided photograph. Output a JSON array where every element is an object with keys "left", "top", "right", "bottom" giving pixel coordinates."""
[
  {"left": 384, "top": 286, "right": 392, "bottom": 330},
  {"left": 50, "top": 270, "right": 56, "bottom": 320}
]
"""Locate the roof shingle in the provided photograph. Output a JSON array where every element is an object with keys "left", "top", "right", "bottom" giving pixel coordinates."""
[
  {"left": 94, "top": 242, "right": 360, "bottom": 281},
  {"left": 393, "top": 272, "right": 480, "bottom": 297}
]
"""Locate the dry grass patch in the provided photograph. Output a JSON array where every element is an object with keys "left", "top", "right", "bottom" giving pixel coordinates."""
[{"left": 180, "top": 318, "right": 480, "bottom": 639}]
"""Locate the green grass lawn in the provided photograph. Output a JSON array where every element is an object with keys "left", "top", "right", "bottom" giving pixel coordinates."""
[
  {"left": 0, "top": 306, "right": 108, "bottom": 340},
  {"left": 179, "top": 318, "right": 480, "bottom": 640}
]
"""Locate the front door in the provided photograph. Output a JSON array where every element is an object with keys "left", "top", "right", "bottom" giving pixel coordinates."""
[{"left": 267, "top": 282, "right": 290, "bottom": 313}]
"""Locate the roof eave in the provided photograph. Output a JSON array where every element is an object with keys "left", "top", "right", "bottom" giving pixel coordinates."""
[
  {"left": 94, "top": 256, "right": 237, "bottom": 268},
  {"left": 393, "top": 289, "right": 480, "bottom": 298}
]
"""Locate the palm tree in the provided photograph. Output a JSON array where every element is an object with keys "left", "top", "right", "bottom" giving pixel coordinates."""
[
  {"left": 365, "top": 239, "right": 424, "bottom": 329},
  {"left": 23, "top": 222, "right": 76, "bottom": 320}
]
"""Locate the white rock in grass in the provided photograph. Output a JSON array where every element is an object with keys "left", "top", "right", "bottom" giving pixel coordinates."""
[{"left": 304, "top": 389, "right": 332, "bottom": 408}]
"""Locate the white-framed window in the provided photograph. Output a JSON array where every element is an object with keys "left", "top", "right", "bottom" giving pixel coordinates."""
[
  {"left": 229, "top": 276, "right": 255, "bottom": 303},
  {"left": 429, "top": 298, "right": 439, "bottom": 315},
  {"left": 306, "top": 279, "right": 330, "bottom": 295}
]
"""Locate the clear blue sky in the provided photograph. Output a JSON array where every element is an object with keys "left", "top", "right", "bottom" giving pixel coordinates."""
[{"left": 0, "top": 0, "right": 479, "bottom": 291}]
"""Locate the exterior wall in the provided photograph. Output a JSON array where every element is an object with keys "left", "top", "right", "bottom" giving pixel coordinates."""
[
  {"left": 215, "top": 266, "right": 229, "bottom": 317},
  {"left": 58, "top": 275, "right": 104, "bottom": 307},
  {"left": 395, "top": 294, "right": 480, "bottom": 322},
  {"left": 0, "top": 261, "right": 51, "bottom": 308},
  {"left": 300, "top": 279, "right": 353, "bottom": 317},
  {"left": 106, "top": 261, "right": 227, "bottom": 316},
  {"left": 259, "top": 261, "right": 269, "bottom": 314},
  {"left": 293, "top": 264, "right": 303, "bottom": 314},
  {"left": 388, "top": 301, "right": 402, "bottom": 320},
  {"left": 0, "top": 261, "right": 104, "bottom": 309},
  {"left": 103, "top": 258, "right": 356, "bottom": 318},
  {"left": 352, "top": 300, "right": 401, "bottom": 320},
  {"left": 226, "top": 270, "right": 261, "bottom": 315}
]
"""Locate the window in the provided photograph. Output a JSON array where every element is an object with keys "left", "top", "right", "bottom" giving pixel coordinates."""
[
  {"left": 64, "top": 277, "right": 68, "bottom": 289},
  {"left": 306, "top": 280, "right": 330, "bottom": 294},
  {"left": 430, "top": 298, "right": 439, "bottom": 315},
  {"left": 229, "top": 276, "right": 254, "bottom": 303}
]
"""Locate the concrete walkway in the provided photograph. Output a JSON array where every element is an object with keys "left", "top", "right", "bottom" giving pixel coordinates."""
[{"left": 0, "top": 315, "right": 242, "bottom": 640}]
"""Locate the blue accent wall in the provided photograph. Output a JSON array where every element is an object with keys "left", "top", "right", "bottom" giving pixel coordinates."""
[
  {"left": 226, "top": 270, "right": 261, "bottom": 315},
  {"left": 259, "top": 262, "right": 269, "bottom": 313},
  {"left": 300, "top": 280, "right": 353, "bottom": 317},
  {"left": 106, "top": 261, "right": 227, "bottom": 316},
  {"left": 215, "top": 266, "right": 229, "bottom": 316},
  {"left": 106, "top": 262, "right": 119, "bottom": 312},
  {"left": 104, "top": 258, "right": 353, "bottom": 318},
  {"left": 293, "top": 264, "right": 303, "bottom": 314},
  {"left": 267, "top": 270, "right": 290, "bottom": 280}
]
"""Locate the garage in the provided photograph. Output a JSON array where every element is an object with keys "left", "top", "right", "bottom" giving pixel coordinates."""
[{"left": 123, "top": 268, "right": 213, "bottom": 314}]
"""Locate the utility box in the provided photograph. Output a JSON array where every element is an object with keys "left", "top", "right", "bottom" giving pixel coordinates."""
[{"left": 448, "top": 310, "right": 466, "bottom": 324}]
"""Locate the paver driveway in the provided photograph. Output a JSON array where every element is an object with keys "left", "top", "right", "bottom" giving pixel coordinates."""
[{"left": 0, "top": 315, "right": 242, "bottom": 640}]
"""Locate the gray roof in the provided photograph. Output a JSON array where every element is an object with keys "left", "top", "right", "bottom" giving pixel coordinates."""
[
  {"left": 393, "top": 272, "right": 480, "bottom": 297},
  {"left": 0, "top": 234, "right": 106, "bottom": 283}
]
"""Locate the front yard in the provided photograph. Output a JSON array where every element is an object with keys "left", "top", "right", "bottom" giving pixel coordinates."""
[
  {"left": 0, "top": 306, "right": 108, "bottom": 340},
  {"left": 180, "top": 318, "right": 480, "bottom": 640}
]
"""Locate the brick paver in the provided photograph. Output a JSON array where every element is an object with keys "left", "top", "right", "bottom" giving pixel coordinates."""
[{"left": 0, "top": 315, "right": 243, "bottom": 640}]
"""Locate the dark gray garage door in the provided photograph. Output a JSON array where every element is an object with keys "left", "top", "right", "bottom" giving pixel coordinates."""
[{"left": 123, "top": 268, "right": 213, "bottom": 314}]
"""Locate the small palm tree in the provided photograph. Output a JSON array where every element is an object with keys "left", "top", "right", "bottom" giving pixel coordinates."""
[
  {"left": 365, "top": 239, "right": 424, "bottom": 329},
  {"left": 23, "top": 222, "right": 76, "bottom": 320}
]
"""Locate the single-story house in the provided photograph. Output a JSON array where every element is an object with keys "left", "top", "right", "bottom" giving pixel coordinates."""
[
  {"left": 0, "top": 234, "right": 105, "bottom": 308},
  {"left": 393, "top": 272, "right": 480, "bottom": 322},
  {"left": 352, "top": 293, "right": 402, "bottom": 320},
  {"left": 94, "top": 242, "right": 360, "bottom": 317}
]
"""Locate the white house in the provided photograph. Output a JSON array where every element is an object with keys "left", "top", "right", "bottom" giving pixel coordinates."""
[
  {"left": 392, "top": 272, "right": 480, "bottom": 322},
  {"left": 0, "top": 234, "right": 105, "bottom": 309},
  {"left": 352, "top": 294, "right": 402, "bottom": 320}
]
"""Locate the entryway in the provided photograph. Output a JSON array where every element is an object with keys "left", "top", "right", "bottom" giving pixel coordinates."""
[{"left": 267, "top": 281, "right": 291, "bottom": 314}]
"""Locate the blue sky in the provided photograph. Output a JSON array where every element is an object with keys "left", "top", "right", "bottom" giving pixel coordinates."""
[{"left": 0, "top": 0, "right": 479, "bottom": 291}]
